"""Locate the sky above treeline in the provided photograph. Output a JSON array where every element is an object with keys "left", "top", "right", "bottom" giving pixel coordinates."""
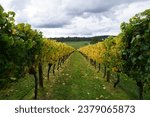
[{"left": 0, "top": 0, "right": 149, "bottom": 37}]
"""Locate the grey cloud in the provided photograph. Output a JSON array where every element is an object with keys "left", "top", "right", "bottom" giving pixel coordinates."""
[
  {"left": 36, "top": 22, "right": 68, "bottom": 28},
  {"left": 11, "top": 0, "right": 146, "bottom": 29},
  {"left": 0, "top": 0, "right": 149, "bottom": 37},
  {"left": 35, "top": 0, "right": 146, "bottom": 29},
  {"left": 64, "top": 0, "right": 145, "bottom": 16}
]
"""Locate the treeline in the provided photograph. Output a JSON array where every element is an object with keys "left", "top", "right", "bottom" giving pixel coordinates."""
[
  {"left": 0, "top": 5, "right": 74, "bottom": 99},
  {"left": 79, "top": 9, "right": 150, "bottom": 99},
  {"left": 49, "top": 35, "right": 110, "bottom": 42}
]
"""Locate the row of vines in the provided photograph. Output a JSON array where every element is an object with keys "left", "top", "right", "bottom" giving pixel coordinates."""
[
  {"left": 79, "top": 9, "right": 150, "bottom": 99},
  {"left": 0, "top": 5, "right": 74, "bottom": 99}
]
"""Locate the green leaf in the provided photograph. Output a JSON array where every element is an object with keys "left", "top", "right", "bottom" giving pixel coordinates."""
[
  {"left": 131, "top": 57, "right": 137, "bottom": 63},
  {"left": 148, "top": 57, "right": 150, "bottom": 63},
  {"left": 138, "top": 55, "right": 143, "bottom": 60}
]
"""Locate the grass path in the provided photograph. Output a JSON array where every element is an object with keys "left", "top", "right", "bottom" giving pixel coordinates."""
[{"left": 39, "top": 51, "right": 133, "bottom": 100}]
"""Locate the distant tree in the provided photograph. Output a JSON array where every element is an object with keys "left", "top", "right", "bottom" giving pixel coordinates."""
[{"left": 90, "top": 38, "right": 100, "bottom": 44}]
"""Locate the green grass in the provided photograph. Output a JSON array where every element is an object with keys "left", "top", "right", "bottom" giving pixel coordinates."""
[
  {"left": 38, "top": 52, "right": 135, "bottom": 100},
  {"left": 0, "top": 74, "right": 34, "bottom": 100},
  {"left": 64, "top": 41, "right": 90, "bottom": 49}
]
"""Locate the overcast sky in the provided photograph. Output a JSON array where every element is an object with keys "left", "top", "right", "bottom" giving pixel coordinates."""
[{"left": 0, "top": 0, "right": 150, "bottom": 37}]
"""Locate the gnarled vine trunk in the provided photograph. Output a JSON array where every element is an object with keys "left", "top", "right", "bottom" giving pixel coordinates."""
[
  {"left": 38, "top": 62, "right": 43, "bottom": 88},
  {"left": 29, "top": 66, "right": 38, "bottom": 99},
  {"left": 136, "top": 80, "right": 144, "bottom": 100},
  {"left": 53, "top": 64, "right": 56, "bottom": 75},
  {"left": 114, "top": 74, "right": 120, "bottom": 88},
  {"left": 47, "top": 63, "right": 52, "bottom": 81},
  {"left": 106, "top": 70, "right": 110, "bottom": 82},
  {"left": 103, "top": 65, "right": 106, "bottom": 78},
  {"left": 97, "top": 63, "right": 101, "bottom": 72}
]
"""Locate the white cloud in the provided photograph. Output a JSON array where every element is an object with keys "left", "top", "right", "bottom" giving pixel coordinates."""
[
  {"left": 0, "top": 0, "right": 150, "bottom": 37},
  {"left": 112, "top": 1, "right": 150, "bottom": 22}
]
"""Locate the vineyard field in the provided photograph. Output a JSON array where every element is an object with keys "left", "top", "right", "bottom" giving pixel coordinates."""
[
  {"left": 1, "top": 41, "right": 150, "bottom": 99},
  {"left": 0, "top": 4, "right": 150, "bottom": 100}
]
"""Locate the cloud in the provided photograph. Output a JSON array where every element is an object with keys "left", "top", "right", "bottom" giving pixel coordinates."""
[
  {"left": 63, "top": 0, "right": 143, "bottom": 15},
  {"left": 0, "top": 0, "right": 150, "bottom": 37},
  {"left": 10, "top": 0, "right": 30, "bottom": 10}
]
